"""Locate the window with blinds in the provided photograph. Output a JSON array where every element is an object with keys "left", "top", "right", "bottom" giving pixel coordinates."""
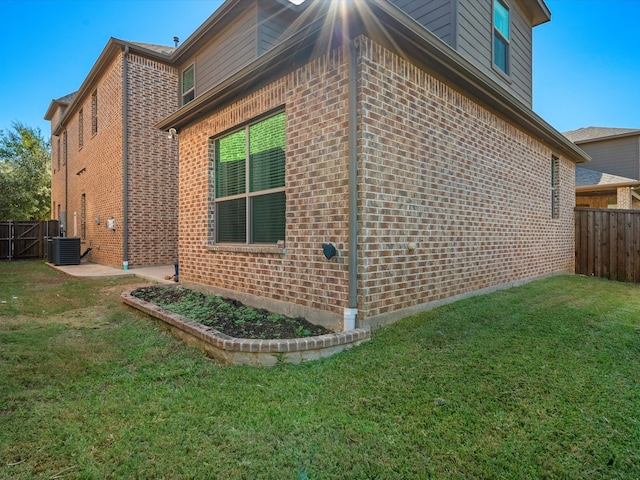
[
  {"left": 214, "top": 111, "right": 286, "bottom": 244},
  {"left": 182, "top": 64, "right": 195, "bottom": 105}
]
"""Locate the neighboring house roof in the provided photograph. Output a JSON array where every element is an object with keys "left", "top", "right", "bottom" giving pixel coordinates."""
[
  {"left": 44, "top": 38, "right": 175, "bottom": 135},
  {"left": 575, "top": 167, "right": 640, "bottom": 192},
  {"left": 564, "top": 126, "right": 640, "bottom": 144},
  {"left": 157, "top": 0, "right": 587, "bottom": 165}
]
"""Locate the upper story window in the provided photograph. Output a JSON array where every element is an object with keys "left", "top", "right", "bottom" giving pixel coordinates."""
[
  {"left": 493, "top": 0, "right": 510, "bottom": 75},
  {"left": 56, "top": 137, "right": 60, "bottom": 171},
  {"left": 551, "top": 155, "right": 560, "bottom": 219},
  {"left": 213, "top": 111, "right": 286, "bottom": 244},
  {"left": 78, "top": 109, "right": 84, "bottom": 149},
  {"left": 91, "top": 90, "right": 98, "bottom": 135},
  {"left": 182, "top": 64, "right": 195, "bottom": 105},
  {"left": 62, "top": 131, "right": 67, "bottom": 166}
]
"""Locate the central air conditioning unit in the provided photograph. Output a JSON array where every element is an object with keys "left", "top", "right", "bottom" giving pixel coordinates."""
[{"left": 51, "top": 237, "right": 81, "bottom": 266}]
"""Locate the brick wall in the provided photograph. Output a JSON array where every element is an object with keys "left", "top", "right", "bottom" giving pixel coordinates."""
[
  {"left": 50, "top": 129, "right": 64, "bottom": 225},
  {"left": 57, "top": 54, "right": 124, "bottom": 267},
  {"left": 178, "top": 36, "right": 577, "bottom": 330},
  {"left": 356, "top": 37, "right": 575, "bottom": 325},
  {"left": 49, "top": 51, "right": 179, "bottom": 268},
  {"left": 126, "top": 54, "right": 179, "bottom": 267},
  {"left": 179, "top": 47, "right": 350, "bottom": 330}
]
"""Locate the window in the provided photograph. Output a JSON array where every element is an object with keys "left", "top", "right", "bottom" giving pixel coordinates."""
[
  {"left": 91, "top": 90, "right": 98, "bottom": 135},
  {"left": 79, "top": 109, "right": 84, "bottom": 148},
  {"left": 213, "top": 111, "right": 286, "bottom": 244},
  {"left": 80, "top": 194, "right": 86, "bottom": 241},
  {"left": 56, "top": 137, "right": 60, "bottom": 170},
  {"left": 182, "top": 64, "right": 195, "bottom": 105},
  {"left": 551, "top": 155, "right": 560, "bottom": 219},
  {"left": 63, "top": 131, "right": 67, "bottom": 166},
  {"left": 493, "top": 0, "right": 510, "bottom": 75}
]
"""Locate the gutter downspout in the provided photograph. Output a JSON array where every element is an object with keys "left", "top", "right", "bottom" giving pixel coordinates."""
[
  {"left": 344, "top": 38, "right": 359, "bottom": 330},
  {"left": 64, "top": 128, "right": 68, "bottom": 236},
  {"left": 122, "top": 46, "right": 129, "bottom": 269}
]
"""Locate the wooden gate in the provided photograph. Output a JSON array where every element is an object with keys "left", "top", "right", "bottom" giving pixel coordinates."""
[
  {"left": 0, "top": 220, "right": 59, "bottom": 260},
  {"left": 575, "top": 208, "right": 640, "bottom": 283}
]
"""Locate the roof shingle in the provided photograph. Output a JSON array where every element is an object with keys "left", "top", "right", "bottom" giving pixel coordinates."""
[{"left": 564, "top": 126, "right": 640, "bottom": 143}]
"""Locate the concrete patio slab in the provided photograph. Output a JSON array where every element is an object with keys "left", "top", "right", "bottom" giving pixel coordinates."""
[{"left": 48, "top": 262, "right": 177, "bottom": 284}]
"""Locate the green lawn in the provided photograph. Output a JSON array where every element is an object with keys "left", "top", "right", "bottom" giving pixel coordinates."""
[{"left": 1, "top": 260, "right": 639, "bottom": 479}]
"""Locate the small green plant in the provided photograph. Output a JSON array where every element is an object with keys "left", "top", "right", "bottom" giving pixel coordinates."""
[
  {"left": 267, "top": 313, "right": 286, "bottom": 324},
  {"left": 131, "top": 286, "right": 331, "bottom": 339},
  {"left": 294, "top": 325, "right": 312, "bottom": 338}
]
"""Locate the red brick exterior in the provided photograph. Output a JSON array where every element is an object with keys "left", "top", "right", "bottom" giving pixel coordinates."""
[
  {"left": 50, "top": 50, "right": 178, "bottom": 268},
  {"left": 51, "top": 54, "right": 125, "bottom": 266},
  {"left": 177, "top": 37, "right": 576, "bottom": 330},
  {"left": 126, "top": 54, "right": 179, "bottom": 267},
  {"left": 357, "top": 38, "right": 574, "bottom": 325}
]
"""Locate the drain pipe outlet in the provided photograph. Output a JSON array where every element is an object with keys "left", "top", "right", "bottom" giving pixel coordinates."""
[{"left": 344, "top": 308, "right": 357, "bottom": 331}]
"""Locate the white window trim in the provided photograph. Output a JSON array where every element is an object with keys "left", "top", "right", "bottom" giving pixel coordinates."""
[
  {"left": 492, "top": 0, "right": 511, "bottom": 78},
  {"left": 182, "top": 63, "right": 195, "bottom": 105}
]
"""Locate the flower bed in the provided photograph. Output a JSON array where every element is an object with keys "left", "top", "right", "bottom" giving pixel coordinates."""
[{"left": 121, "top": 286, "right": 370, "bottom": 366}]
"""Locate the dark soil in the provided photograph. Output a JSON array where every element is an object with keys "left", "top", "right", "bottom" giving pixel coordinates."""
[{"left": 131, "top": 285, "right": 333, "bottom": 340}]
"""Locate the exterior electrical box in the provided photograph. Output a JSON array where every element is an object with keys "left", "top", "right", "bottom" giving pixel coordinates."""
[{"left": 51, "top": 237, "right": 81, "bottom": 266}]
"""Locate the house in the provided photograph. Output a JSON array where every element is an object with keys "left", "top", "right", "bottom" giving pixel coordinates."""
[
  {"left": 155, "top": 0, "right": 588, "bottom": 332},
  {"left": 575, "top": 167, "right": 640, "bottom": 209},
  {"left": 564, "top": 127, "right": 640, "bottom": 181},
  {"left": 565, "top": 127, "right": 640, "bottom": 210},
  {"left": 45, "top": 40, "right": 179, "bottom": 268}
]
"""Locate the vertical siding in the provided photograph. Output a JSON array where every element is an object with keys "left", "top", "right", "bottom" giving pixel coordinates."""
[
  {"left": 457, "top": 0, "right": 533, "bottom": 106},
  {"left": 577, "top": 137, "right": 640, "bottom": 180},
  {"left": 389, "top": 0, "right": 455, "bottom": 47}
]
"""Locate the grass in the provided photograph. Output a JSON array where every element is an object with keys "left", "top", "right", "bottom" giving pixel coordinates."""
[{"left": 1, "top": 260, "right": 639, "bottom": 479}]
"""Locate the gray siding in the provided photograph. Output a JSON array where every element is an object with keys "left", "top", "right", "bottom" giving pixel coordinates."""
[
  {"left": 390, "top": 0, "right": 455, "bottom": 47},
  {"left": 185, "top": 4, "right": 258, "bottom": 100},
  {"left": 578, "top": 137, "right": 640, "bottom": 180},
  {"left": 457, "top": 0, "right": 533, "bottom": 106},
  {"left": 259, "top": 2, "right": 298, "bottom": 54}
]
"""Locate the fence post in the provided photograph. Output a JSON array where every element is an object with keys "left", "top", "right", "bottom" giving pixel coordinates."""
[{"left": 9, "top": 221, "right": 13, "bottom": 261}]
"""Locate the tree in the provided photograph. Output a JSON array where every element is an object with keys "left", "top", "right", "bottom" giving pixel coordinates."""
[{"left": 0, "top": 122, "right": 51, "bottom": 220}]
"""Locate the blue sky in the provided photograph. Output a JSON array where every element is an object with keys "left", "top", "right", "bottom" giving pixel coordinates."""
[{"left": 0, "top": 0, "right": 638, "bottom": 139}]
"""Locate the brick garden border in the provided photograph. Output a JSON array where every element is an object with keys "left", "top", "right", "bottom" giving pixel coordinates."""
[{"left": 121, "top": 289, "right": 371, "bottom": 366}]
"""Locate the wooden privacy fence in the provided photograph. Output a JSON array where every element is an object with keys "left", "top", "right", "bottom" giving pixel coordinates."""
[
  {"left": 575, "top": 208, "right": 640, "bottom": 283},
  {"left": 0, "top": 220, "right": 59, "bottom": 260}
]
